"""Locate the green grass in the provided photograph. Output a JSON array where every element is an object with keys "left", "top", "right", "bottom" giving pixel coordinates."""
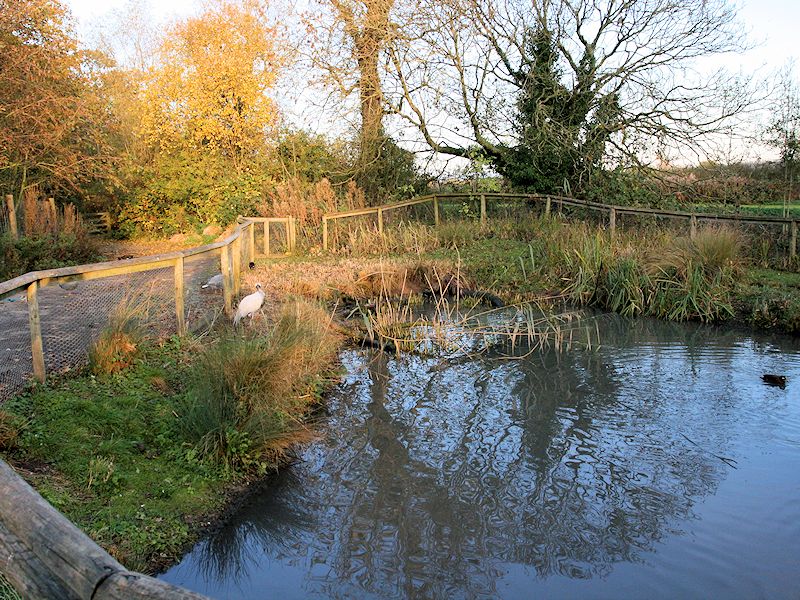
[
  {"left": 0, "top": 307, "right": 341, "bottom": 573},
  {"left": 341, "top": 217, "right": 796, "bottom": 331},
  {"left": 2, "top": 338, "right": 218, "bottom": 571}
]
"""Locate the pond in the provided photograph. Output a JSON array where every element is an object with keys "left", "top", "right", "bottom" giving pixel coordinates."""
[{"left": 160, "top": 314, "right": 800, "bottom": 599}]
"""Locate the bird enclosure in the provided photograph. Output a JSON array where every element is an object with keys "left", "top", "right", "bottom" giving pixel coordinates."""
[{"left": 0, "top": 217, "right": 296, "bottom": 401}]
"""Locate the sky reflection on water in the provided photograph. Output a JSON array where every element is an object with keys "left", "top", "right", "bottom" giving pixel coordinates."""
[{"left": 161, "top": 315, "right": 800, "bottom": 599}]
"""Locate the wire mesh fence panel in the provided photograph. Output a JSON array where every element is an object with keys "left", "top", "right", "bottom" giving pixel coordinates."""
[
  {"left": 269, "top": 221, "right": 290, "bottom": 255},
  {"left": 35, "top": 268, "right": 177, "bottom": 380},
  {"left": 437, "top": 195, "right": 482, "bottom": 222},
  {"left": 0, "top": 290, "right": 33, "bottom": 400},
  {"left": 184, "top": 251, "right": 225, "bottom": 331},
  {"left": 384, "top": 201, "right": 435, "bottom": 227},
  {"left": 486, "top": 196, "right": 536, "bottom": 220}
]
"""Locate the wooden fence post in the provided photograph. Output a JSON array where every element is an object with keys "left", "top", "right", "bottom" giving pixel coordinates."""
[
  {"left": 609, "top": 207, "right": 616, "bottom": 236},
  {"left": 322, "top": 216, "right": 329, "bottom": 251},
  {"left": 377, "top": 208, "right": 384, "bottom": 234},
  {"left": 47, "top": 197, "right": 56, "bottom": 222},
  {"left": 5, "top": 194, "right": 18, "bottom": 240},
  {"left": 690, "top": 214, "right": 697, "bottom": 239},
  {"left": 248, "top": 222, "right": 255, "bottom": 263},
  {"left": 232, "top": 236, "right": 241, "bottom": 296},
  {"left": 289, "top": 216, "right": 296, "bottom": 252},
  {"left": 545, "top": 196, "right": 551, "bottom": 216},
  {"left": 480, "top": 194, "right": 487, "bottom": 225},
  {"left": 174, "top": 256, "right": 186, "bottom": 335},
  {"left": 221, "top": 244, "right": 232, "bottom": 316},
  {"left": 433, "top": 196, "right": 440, "bottom": 226},
  {"left": 27, "top": 281, "right": 45, "bottom": 383},
  {"left": 263, "top": 221, "right": 270, "bottom": 256},
  {"left": 791, "top": 220, "right": 797, "bottom": 260}
]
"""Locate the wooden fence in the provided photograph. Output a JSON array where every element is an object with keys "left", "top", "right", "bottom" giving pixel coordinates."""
[
  {"left": 0, "top": 216, "right": 300, "bottom": 599},
  {"left": 0, "top": 461, "right": 209, "bottom": 599},
  {"left": 320, "top": 192, "right": 798, "bottom": 260},
  {"left": 0, "top": 215, "right": 296, "bottom": 385}
]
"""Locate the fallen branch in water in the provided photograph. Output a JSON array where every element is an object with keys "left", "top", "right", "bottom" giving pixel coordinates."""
[{"left": 680, "top": 433, "right": 738, "bottom": 469}]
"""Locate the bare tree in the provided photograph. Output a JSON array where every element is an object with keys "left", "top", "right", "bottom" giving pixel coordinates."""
[
  {"left": 307, "top": 0, "right": 395, "bottom": 170},
  {"left": 766, "top": 62, "right": 800, "bottom": 218},
  {"left": 385, "top": 0, "right": 754, "bottom": 191}
]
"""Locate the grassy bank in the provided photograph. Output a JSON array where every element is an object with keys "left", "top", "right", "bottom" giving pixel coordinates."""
[
  {"left": 0, "top": 299, "right": 340, "bottom": 573},
  {"left": 321, "top": 217, "right": 799, "bottom": 334}
]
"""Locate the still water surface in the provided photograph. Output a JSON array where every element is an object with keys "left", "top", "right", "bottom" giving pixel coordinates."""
[{"left": 162, "top": 315, "right": 800, "bottom": 599}]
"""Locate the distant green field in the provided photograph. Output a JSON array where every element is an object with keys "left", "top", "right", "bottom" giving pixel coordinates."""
[
  {"left": 690, "top": 203, "right": 800, "bottom": 218},
  {"left": 740, "top": 204, "right": 800, "bottom": 217}
]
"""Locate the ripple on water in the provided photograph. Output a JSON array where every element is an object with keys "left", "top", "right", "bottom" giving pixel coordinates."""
[{"left": 161, "top": 316, "right": 800, "bottom": 600}]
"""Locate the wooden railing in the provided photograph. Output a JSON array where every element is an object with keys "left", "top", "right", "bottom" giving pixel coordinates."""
[
  {"left": 320, "top": 192, "right": 798, "bottom": 259},
  {"left": 0, "top": 216, "right": 298, "bottom": 385},
  {"left": 0, "top": 461, "right": 209, "bottom": 599}
]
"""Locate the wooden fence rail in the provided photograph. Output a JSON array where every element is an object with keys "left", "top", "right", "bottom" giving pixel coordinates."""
[
  {"left": 320, "top": 192, "right": 799, "bottom": 260},
  {"left": 0, "top": 460, "right": 209, "bottom": 599},
  {"left": 0, "top": 216, "right": 291, "bottom": 385},
  {"left": 0, "top": 215, "right": 300, "bottom": 598}
]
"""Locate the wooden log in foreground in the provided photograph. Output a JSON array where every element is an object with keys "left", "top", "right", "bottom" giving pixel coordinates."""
[{"left": 0, "top": 460, "right": 208, "bottom": 599}]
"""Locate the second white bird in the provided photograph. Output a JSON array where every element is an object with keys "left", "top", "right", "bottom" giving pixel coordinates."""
[{"left": 233, "top": 283, "right": 265, "bottom": 325}]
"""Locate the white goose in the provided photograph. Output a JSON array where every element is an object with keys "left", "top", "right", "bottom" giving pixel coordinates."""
[{"left": 233, "top": 283, "right": 265, "bottom": 325}]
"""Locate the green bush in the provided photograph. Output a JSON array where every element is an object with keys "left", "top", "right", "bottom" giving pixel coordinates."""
[{"left": 0, "top": 231, "right": 99, "bottom": 280}]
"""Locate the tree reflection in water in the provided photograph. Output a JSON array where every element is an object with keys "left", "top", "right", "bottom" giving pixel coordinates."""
[{"left": 167, "top": 314, "right": 799, "bottom": 599}]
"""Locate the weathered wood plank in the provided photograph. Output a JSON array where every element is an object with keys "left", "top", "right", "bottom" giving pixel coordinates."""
[
  {"left": 0, "top": 461, "right": 125, "bottom": 599},
  {"left": 27, "top": 281, "right": 45, "bottom": 383},
  {"left": 94, "top": 571, "right": 209, "bottom": 600},
  {"left": 0, "top": 520, "right": 74, "bottom": 599}
]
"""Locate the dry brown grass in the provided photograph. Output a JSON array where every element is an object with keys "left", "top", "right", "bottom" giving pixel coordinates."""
[
  {"left": 0, "top": 409, "right": 21, "bottom": 451},
  {"left": 20, "top": 186, "right": 87, "bottom": 238},
  {"left": 244, "top": 257, "right": 466, "bottom": 304},
  {"left": 88, "top": 293, "right": 152, "bottom": 376}
]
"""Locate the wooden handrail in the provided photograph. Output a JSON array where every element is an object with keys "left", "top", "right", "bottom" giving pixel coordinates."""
[
  {"left": 321, "top": 192, "right": 799, "bottom": 227},
  {"left": 0, "top": 460, "right": 208, "bottom": 599},
  {"left": 0, "top": 222, "right": 252, "bottom": 301}
]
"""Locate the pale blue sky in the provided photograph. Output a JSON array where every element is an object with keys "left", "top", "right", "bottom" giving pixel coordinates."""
[{"left": 64, "top": 0, "right": 800, "bottom": 71}]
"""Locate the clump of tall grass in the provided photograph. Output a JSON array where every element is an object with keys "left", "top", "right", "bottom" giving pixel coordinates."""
[
  {"left": 178, "top": 300, "right": 340, "bottom": 475},
  {"left": 555, "top": 226, "right": 742, "bottom": 322},
  {"left": 0, "top": 189, "right": 98, "bottom": 279},
  {"left": 648, "top": 226, "right": 743, "bottom": 278},
  {"left": 0, "top": 410, "right": 23, "bottom": 451},
  {"left": 89, "top": 293, "right": 152, "bottom": 375}
]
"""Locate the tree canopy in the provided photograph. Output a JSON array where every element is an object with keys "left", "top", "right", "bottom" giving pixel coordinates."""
[
  {"left": 0, "top": 0, "right": 115, "bottom": 197},
  {"left": 385, "top": 0, "right": 752, "bottom": 193}
]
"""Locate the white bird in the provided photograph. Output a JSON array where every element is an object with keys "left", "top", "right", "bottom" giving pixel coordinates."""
[
  {"left": 202, "top": 273, "right": 224, "bottom": 289},
  {"left": 233, "top": 283, "right": 265, "bottom": 325}
]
